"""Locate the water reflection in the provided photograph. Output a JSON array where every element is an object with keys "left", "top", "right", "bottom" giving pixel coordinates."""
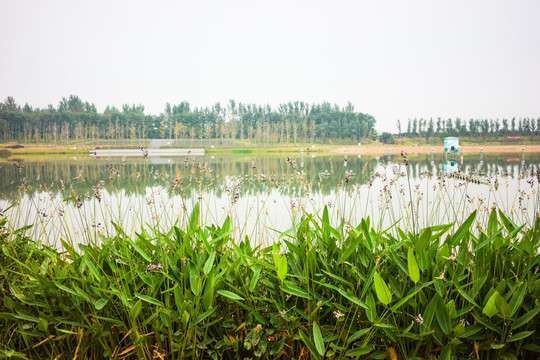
[
  {"left": 444, "top": 160, "right": 459, "bottom": 174},
  {"left": 0, "top": 152, "right": 539, "bottom": 245}
]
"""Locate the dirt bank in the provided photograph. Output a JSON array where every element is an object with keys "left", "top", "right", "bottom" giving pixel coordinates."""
[{"left": 334, "top": 144, "right": 540, "bottom": 155}]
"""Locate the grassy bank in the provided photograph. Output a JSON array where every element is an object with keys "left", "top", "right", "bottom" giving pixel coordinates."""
[
  {"left": 2, "top": 135, "right": 540, "bottom": 157},
  {"left": 393, "top": 135, "right": 540, "bottom": 146},
  {"left": 0, "top": 139, "right": 376, "bottom": 157},
  {"left": 1, "top": 206, "right": 539, "bottom": 359}
]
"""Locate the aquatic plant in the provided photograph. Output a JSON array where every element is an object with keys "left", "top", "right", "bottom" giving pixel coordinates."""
[{"left": 1, "top": 205, "right": 538, "bottom": 359}]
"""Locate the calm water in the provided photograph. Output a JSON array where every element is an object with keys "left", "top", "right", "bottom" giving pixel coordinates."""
[{"left": 1, "top": 151, "right": 539, "bottom": 245}]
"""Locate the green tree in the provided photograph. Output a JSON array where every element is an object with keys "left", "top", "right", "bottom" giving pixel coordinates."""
[{"left": 426, "top": 118, "right": 434, "bottom": 143}]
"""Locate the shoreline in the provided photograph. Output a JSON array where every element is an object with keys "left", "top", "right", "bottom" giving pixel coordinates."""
[
  {"left": 2, "top": 143, "right": 540, "bottom": 157},
  {"left": 334, "top": 144, "right": 540, "bottom": 155}
]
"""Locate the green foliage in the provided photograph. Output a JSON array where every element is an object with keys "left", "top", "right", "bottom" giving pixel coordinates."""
[
  {"left": 0, "top": 210, "right": 539, "bottom": 359},
  {"left": 400, "top": 116, "right": 540, "bottom": 138},
  {"left": 378, "top": 132, "right": 395, "bottom": 144},
  {"left": 0, "top": 96, "right": 377, "bottom": 145}
]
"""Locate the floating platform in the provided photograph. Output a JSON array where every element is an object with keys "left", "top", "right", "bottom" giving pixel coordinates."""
[{"left": 90, "top": 149, "right": 205, "bottom": 157}]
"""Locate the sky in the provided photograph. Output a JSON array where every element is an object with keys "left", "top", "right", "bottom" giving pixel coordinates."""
[{"left": 1, "top": 0, "right": 539, "bottom": 132}]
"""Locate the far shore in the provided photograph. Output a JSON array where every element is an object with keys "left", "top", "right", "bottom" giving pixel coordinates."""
[
  {"left": 2, "top": 142, "right": 540, "bottom": 157},
  {"left": 334, "top": 144, "right": 540, "bottom": 155}
]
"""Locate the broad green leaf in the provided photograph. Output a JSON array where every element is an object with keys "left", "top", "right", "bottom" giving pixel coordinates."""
[
  {"left": 217, "top": 290, "right": 244, "bottom": 301},
  {"left": 373, "top": 272, "right": 392, "bottom": 305},
  {"left": 130, "top": 300, "right": 142, "bottom": 320},
  {"left": 389, "top": 250, "right": 408, "bottom": 276},
  {"left": 181, "top": 311, "right": 190, "bottom": 329},
  {"left": 390, "top": 281, "right": 432, "bottom": 312},
  {"left": 449, "top": 210, "right": 476, "bottom": 246},
  {"left": 500, "top": 352, "right": 518, "bottom": 360},
  {"left": 408, "top": 248, "right": 420, "bottom": 283},
  {"left": 438, "top": 244, "right": 450, "bottom": 262},
  {"left": 336, "top": 288, "right": 368, "bottom": 309},
  {"left": 518, "top": 234, "right": 534, "bottom": 256},
  {"left": 508, "top": 331, "right": 534, "bottom": 342},
  {"left": 416, "top": 227, "right": 432, "bottom": 251},
  {"left": 338, "top": 236, "right": 362, "bottom": 264},
  {"left": 55, "top": 282, "right": 80, "bottom": 297},
  {"left": 203, "top": 271, "right": 215, "bottom": 310},
  {"left": 366, "top": 292, "right": 377, "bottom": 322},
  {"left": 462, "top": 324, "right": 483, "bottom": 339},
  {"left": 84, "top": 256, "right": 102, "bottom": 282},
  {"left": 73, "top": 285, "right": 91, "bottom": 303},
  {"left": 135, "top": 293, "right": 164, "bottom": 307},
  {"left": 422, "top": 297, "right": 437, "bottom": 329},
  {"left": 313, "top": 322, "right": 325, "bottom": 356},
  {"left": 493, "top": 291, "right": 510, "bottom": 319},
  {"left": 129, "top": 240, "right": 151, "bottom": 262},
  {"left": 189, "top": 307, "right": 217, "bottom": 326},
  {"left": 270, "top": 338, "right": 286, "bottom": 355},
  {"left": 173, "top": 285, "right": 183, "bottom": 310},
  {"left": 94, "top": 298, "right": 108, "bottom": 310},
  {"left": 188, "top": 202, "right": 200, "bottom": 233},
  {"left": 347, "top": 327, "right": 372, "bottom": 344},
  {"left": 372, "top": 351, "right": 391, "bottom": 359},
  {"left": 249, "top": 266, "right": 262, "bottom": 292},
  {"left": 298, "top": 330, "right": 320, "bottom": 359},
  {"left": 322, "top": 205, "right": 330, "bottom": 226},
  {"left": 190, "top": 270, "right": 202, "bottom": 296},
  {"left": 282, "top": 282, "right": 310, "bottom": 299},
  {"left": 509, "top": 282, "right": 526, "bottom": 317},
  {"left": 439, "top": 344, "right": 451, "bottom": 360},
  {"left": 272, "top": 242, "right": 280, "bottom": 269},
  {"left": 473, "top": 313, "right": 502, "bottom": 335},
  {"left": 522, "top": 344, "right": 540, "bottom": 353},
  {"left": 345, "top": 347, "right": 372, "bottom": 356},
  {"left": 374, "top": 322, "right": 394, "bottom": 329},
  {"left": 277, "top": 256, "right": 287, "bottom": 281},
  {"left": 511, "top": 308, "right": 539, "bottom": 330},
  {"left": 38, "top": 318, "right": 49, "bottom": 331},
  {"left": 10, "top": 313, "right": 39, "bottom": 322},
  {"left": 203, "top": 251, "right": 215, "bottom": 275},
  {"left": 221, "top": 216, "right": 231, "bottom": 233},
  {"left": 435, "top": 295, "right": 451, "bottom": 335},
  {"left": 457, "top": 288, "right": 480, "bottom": 308},
  {"left": 483, "top": 291, "right": 499, "bottom": 318},
  {"left": 487, "top": 208, "right": 499, "bottom": 237},
  {"left": 160, "top": 312, "right": 170, "bottom": 328},
  {"left": 498, "top": 209, "right": 516, "bottom": 233},
  {"left": 322, "top": 270, "right": 354, "bottom": 288}
]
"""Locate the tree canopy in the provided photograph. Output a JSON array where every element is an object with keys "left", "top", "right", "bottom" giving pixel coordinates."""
[{"left": 0, "top": 96, "right": 377, "bottom": 145}]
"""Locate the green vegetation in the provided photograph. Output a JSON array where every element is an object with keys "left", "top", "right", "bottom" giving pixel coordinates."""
[
  {"left": 0, "top": 96, "right": 376, "bottom": 147},
  {"left": 396, "top": 117, "right": 540, "bottom": 143},
  {"left": 1, "top": 205, "right": 539, "bottom": 359}
]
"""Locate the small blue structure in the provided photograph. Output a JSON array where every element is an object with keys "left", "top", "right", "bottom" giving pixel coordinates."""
[{"left": 444, "top": 137, "right": 459, "bottom": 153}]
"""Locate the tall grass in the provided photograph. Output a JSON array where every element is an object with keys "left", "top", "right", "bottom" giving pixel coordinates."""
[{"left": 1, "top": 204, "right": 539, "bottom": 359}]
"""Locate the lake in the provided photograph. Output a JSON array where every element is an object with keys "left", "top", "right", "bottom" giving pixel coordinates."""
[{"left": 1, "top": 151, "right": 538, "bottom": 246}]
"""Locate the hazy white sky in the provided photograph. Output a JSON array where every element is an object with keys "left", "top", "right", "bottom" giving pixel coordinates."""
[{"left": 1, "top": 0, "right": 539, "bottom": 131}]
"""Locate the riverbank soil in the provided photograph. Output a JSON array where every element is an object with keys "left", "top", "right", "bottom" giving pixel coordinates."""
[
  {"left": 334, "top": 144, "right": 540, "bottom": 155},
  {"left": 3, "top": 142, "right": 540, "bottom": 156}
]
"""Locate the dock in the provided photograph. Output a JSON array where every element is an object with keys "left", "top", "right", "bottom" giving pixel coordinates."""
[{"left": 90, "top": 149, "right": 205, "bottom": 157}]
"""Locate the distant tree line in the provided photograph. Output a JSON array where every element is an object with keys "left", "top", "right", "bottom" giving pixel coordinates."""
[
  {"left": 0, "top": 96, "right": 376, "bottom": 146},
  {"left": 396, "top": 117, "right": 540, "bottom": 141}
]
